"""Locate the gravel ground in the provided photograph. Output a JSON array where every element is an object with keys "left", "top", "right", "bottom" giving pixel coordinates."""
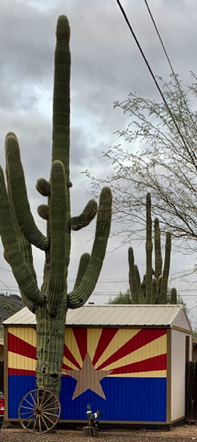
[{"left": 1, "top": 425, "right": 197, "bottom": 442}]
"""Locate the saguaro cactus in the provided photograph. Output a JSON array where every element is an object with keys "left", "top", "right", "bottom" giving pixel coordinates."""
[
  {"left": 0, "top": 16, "right": 112, "bottom": 395},
  {"left": 128, "top": 193, "right": 176, "bottom": 305}
]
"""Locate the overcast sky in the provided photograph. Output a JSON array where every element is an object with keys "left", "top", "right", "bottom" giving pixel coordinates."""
[{"left": 0, "top": 0, "right": 197, "bottom": 324}]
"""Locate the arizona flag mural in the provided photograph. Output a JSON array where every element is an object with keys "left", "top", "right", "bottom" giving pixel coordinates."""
[{"left": 7, "top": 325, "right": 167, "bottom": 422}]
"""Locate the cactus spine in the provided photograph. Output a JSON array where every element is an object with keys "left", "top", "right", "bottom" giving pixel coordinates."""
[
  {"left": 128, "top": 193, "right": 176, "bottom": 304},
  {"left": 0, "top": 16, "right": 112, "bottom": 395}
]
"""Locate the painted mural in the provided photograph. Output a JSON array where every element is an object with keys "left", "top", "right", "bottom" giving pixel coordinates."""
[{"left": 7, "top": 326, "right": 167, "bottom": 422}]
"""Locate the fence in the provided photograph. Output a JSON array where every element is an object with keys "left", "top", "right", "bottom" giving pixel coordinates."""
[{"left": 185, "top": 361, "right": 197, "bottom": 422}]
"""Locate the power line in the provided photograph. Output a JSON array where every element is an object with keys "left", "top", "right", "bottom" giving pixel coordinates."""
[
  {"left": 0, "top": 279, "right": 18, "bottom": 295},
  {"left": 143, "top": 0, "right": 196, "bottom": 137},
  {"left": 116, "top": 0, "right": 197, "bottom": 168},
  {"left": 143, "top": 0, "right": 176, "bottom": 78}
]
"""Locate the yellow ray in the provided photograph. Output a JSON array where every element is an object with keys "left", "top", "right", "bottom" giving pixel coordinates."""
[
  {"left": 62, "top": 357, "right": 80, "bottom": 371},
  {"left": 95, "top": 328, "right": 140, "bottom": 369},
  {"left": 8, "top": 326, "right": 36, "bottom": 347},
  {"left": 8, "top": 351, "right": 36, "bottom": 371},
  {"left": 109, "top": 370, "right": 167, "bottom": 378},
  {"left": 64, "top": 328, "right": 83, "bottom": 367},
  {"left": 96, "top": 334, "right": 167, "bottom": 371},
  {"left": 87, "top": 328, "right": 102, "bottom": 361}
]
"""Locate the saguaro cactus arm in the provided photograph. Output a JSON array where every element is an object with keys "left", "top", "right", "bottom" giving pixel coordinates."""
[
  {"left": 128, "top": 247, "right": 138, "bottom": 304},
  {"left": 0, "top": 167, "right": 45, "bottom": 306},
  {"left": 151, "top": 278, "right": 158, "bottom": 304},
  {"left": 73, "top": 253, "right": 90, "bottom": 290},
  {"left": 145, "top": 193, "right": 152, "bottom": 303},
  {"left": 70, "top": 199, "right": 98, "bottom": 231},
  {"left": 170, "top": 287, "right": 177, "bottom": 304},
  {"left": 154, "top": 218, "right": 162, "bottom": 280},
  {"left": 134, "top": 265, "right": 146, "bottom": 303},
  {"left": 37, "top": 204, "right": 49, "bottom": 220},
  {"left": 36, "top": 178, "right": 51, "bottom": 197},
  {"left": 5, "top": 133, "right": 49, "bottom": 251},
  {"left": 68, "top": 187, "right": 112, "bottom": 309},
  {"left": 160, "top": 232, "right": 171, "bottom": 304}
]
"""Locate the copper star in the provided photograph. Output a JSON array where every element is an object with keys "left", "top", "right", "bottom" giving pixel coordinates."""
[{"left": 66, "top": 353, "right": 111, "bottom": 400}]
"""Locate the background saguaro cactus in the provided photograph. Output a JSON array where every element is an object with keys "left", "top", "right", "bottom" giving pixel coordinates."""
[
  {"left": 0, "top": 15, "right": 112, "bottom": 396},
  {"left": 128, "top": 193, "right": 177, "bottom": 305}
]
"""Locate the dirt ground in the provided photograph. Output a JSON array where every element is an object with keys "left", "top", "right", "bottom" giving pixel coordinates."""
[{"left": 1, "top": 425, "right": 197, "bottom": 442}]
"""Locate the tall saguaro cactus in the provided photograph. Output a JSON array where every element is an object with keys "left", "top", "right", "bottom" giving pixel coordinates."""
[
  {"left": 0, "top": 16, "right": 112, "bottom": 395},
  {"left": 128, "top": 193, "right": 177, "bottom": 305}
]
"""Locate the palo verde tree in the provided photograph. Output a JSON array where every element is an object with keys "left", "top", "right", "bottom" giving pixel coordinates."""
[
  {"left": 108, "top": 289, "right": 132, "bottom": 304},
  {"left": 128, "top": 193, "right": 177, "bottom": 304},
  {"left": 0, "top": 16, "right": 112, "bottom": 396},
  {"left": 86, "top": 74, "right": 197, "bottom": 255}
]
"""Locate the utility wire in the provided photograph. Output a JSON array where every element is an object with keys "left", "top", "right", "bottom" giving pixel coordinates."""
[
  {"left": 143, "top": 0, "right": 196, "bottom": 133},
  {"left": 144, "top": 0, "right": 177, "bottom": 80},
  {"left": 116, "top": 0, "right": 197, "bottom": 167}
]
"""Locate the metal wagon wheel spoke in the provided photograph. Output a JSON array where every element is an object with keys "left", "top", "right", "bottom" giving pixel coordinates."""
[{"left": 18, "top": 388, "right": 61, "bottom": 433}]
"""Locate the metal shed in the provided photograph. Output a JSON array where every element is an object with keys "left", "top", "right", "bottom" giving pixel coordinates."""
[{"left": 3, "top": 304, "right": 192, "bottom": 427}]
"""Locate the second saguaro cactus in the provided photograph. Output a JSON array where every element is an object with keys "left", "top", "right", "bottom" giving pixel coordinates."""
[
  {"left": 0, "top": 16, "right": 112, "bottom": 395},
  {"left": 128, "top": 193, "right": 177, "bottom": 305}
]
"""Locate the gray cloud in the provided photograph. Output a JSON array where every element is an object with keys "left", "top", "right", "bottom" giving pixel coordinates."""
[{"left": 0, "top": 0, "right": 196, "bottom": 316}]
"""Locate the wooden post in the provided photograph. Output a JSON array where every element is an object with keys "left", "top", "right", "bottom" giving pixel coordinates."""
[
  {"left": 83, "top": 426, "right": 99, "bottom": 437},
  {"left": 83, "top": 426, "right": 93, "bottom": 437}
]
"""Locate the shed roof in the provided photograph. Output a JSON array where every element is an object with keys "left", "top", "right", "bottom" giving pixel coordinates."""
[{"left": 3, "top": 304, "right": 192, "bottom": 331}]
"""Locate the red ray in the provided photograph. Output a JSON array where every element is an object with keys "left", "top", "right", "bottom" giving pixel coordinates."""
[
  {"left": 92, "top": 328, "right": 118, "bottom": 366},
  {"left": 8, "top": 332, "right": 36, "bottom": 359},
  {"left": 97, "top": 328, "right": 167, "bottom": 370},
  {"left": 73, "top": 328, "right": 87, "bottom": 361},
  {"left": 110, "top": 354, "right": 166, "bottom": 374},
  {"left": 8, "top": 368, "right": 36, "bottom": 376},
  {"left": 62, "top": 362, "right": 78, "bottom": 371},
  {"left": 63, "top": 344, "right": 81, "bottom": 369}
]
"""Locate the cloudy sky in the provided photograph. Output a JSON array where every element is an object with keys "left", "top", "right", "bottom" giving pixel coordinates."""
[{"left": 0, "top": 0, "right": 197, "bottom": 323}]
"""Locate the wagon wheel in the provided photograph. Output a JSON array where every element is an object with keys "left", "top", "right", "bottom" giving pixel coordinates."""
[{"left": 18, "top": 388, "right": 61, "bottom": 433}]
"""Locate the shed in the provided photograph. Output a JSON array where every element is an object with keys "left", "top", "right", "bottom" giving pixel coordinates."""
[{"left": 3, "top": 304, "right": 192, "bottom": 427}]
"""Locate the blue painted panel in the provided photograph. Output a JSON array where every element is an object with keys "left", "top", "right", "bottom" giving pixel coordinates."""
[
  {"left": 8, "top": 375, "right": 166, "bottom": 422},
  {"left": 60, "top": 377, "right": 166, "bottom": 422},
  {"left": 8, "top": 375, "right": 36, "bottom": 419}
]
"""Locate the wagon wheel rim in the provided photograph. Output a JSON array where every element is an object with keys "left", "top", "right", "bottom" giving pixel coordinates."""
[{"left": 18, "top": 388, "right": 61, "bottom": 433}]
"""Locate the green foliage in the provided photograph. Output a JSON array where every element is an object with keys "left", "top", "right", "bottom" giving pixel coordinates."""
[
  {"left": 108, "top": 289, "right": 185, "bottom": 307},
  {"left": 0, "top": 16, "right": 112, "bottom": 395},
  {"left": 108, "top": 289, "right": 132, "bottom": 304}
]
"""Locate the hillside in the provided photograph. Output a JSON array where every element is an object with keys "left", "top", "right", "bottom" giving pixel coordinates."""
[{"left": 0, "top": 293, "right": 24, "bottom": 338}]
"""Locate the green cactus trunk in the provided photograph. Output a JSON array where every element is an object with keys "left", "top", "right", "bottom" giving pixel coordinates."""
[
  {"left": 0, "top": 16, "right": 112, "bottom": 396},
  {"left": 36, "top": 307, "right": 66, "bottom": 393}
]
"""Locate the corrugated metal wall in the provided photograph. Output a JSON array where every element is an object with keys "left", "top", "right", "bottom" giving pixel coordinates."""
[{"left": 6, "top": 325, "right": 167, "bottom": 422}]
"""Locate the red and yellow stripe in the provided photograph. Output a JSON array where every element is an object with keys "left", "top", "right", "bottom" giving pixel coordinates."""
[{"left": 7, "top": 326, "right": 167, "bottom": 378}]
